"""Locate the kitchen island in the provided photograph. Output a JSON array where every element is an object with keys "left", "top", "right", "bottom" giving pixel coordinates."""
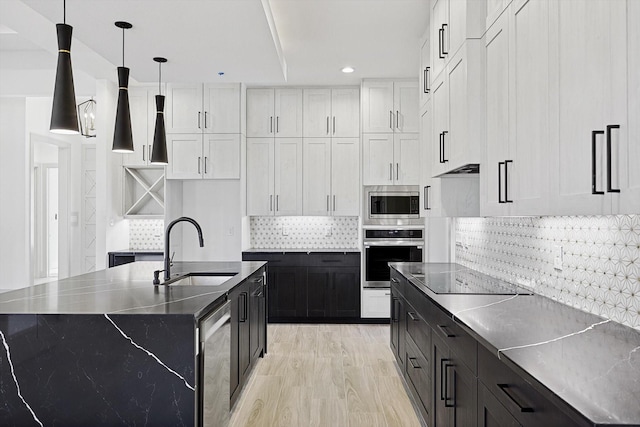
[
  {"left": 390, "top": 263, "right": 640, "bottom": 427},
  {"left": 0, "top": 261, "right": 267, "bottom": 426}
]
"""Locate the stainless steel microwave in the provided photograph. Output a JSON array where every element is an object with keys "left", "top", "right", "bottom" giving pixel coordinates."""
[{"left": 364, "top": 186, "right": 421, "bottom": 225}]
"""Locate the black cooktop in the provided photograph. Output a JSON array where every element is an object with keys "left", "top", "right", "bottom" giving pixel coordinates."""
[{"left": 409, "top": 264, "right": 532, "bottom": 295}]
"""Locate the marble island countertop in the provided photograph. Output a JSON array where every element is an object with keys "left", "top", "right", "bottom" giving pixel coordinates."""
[
  {"left": 391, "top": 262, "right": 640, "bottom": 426},
  {"left": 0, "top": 261, "right": 266, "bottom": 317}
]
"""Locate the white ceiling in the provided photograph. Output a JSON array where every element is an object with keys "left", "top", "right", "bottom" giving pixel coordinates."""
[{"left": 0, "top": 0, "right": 429, "bottom": 95}]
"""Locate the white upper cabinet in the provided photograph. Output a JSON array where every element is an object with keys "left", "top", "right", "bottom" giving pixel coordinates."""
[
  {"left": 166, "top": 134, "right": 240, "bottom": 180},
  {"left": 362, "top": 80, "right": 418, "bottom": 133},
  {"left": 122, "top": 86, "right": 155, "bottom": 166},
  {"left": 166, "top": 134, "right": 203, "bottom": 179},
  {"left": 165, "top": 83, "right": 240, "bottom": 134},
  {"left": 419, "top": 31, "right": 431, "bottom": 110},
  {"left": 247, "top": 88, "right": 303, "bottom": 137},
  {"left": 303, "top": 88, "right": 359, "bottom": 138},
  {"left": 303, "top": 138, "right": 332, "bottom": 215},
  {"left": 430, "top": 0, "right": 486, "bottom": 82},
  {"left": 246, "top": 138, "right": 303, "bottom": 216},
  {"left": 549, "top": 0, "right": 630, "bottom": 215},
  {"left": 363, "top": 133, "right": 419, "bottom": 186},
  {"left": 431, "top": 39, "right": 485, "bottom": 177}
]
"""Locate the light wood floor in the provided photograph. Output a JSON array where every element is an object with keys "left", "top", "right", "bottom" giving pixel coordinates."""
[{"left": 230, "top": 323, "right": 423, "bottom": 427}]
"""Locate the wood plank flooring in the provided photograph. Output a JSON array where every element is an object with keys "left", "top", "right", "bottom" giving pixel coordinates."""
[{"left": 230, "top": 324, "right": 423, "bottom": 427}]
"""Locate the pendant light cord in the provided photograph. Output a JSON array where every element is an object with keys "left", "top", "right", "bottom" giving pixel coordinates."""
[
  {"left": 63, "top": 0, "right": 66, "bottom": 24},
  {"left": 122, "top": 27, "right": 125, "bottom": 67},
  {"left": 158, "top": 62, "right": 162, "bottom": 95}
]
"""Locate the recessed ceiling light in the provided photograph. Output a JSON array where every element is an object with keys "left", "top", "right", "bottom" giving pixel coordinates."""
[
  {"left": 341, "top": 66, "right": 355, "bottom": 73},
  {"left": 218, "top": 72, "right": 225, "bottom": 76}
]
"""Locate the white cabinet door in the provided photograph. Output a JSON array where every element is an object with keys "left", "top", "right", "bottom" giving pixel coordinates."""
[
  {"left": 331, "top": 138, "right": 360, "bottom": 216},
  {"left": 123, "top": 87, "right": 153, "bottom": 166},
  {"left": 274, "top": 89, "right": 303, "bottom": 137},
  {"left": 361, "top": 289, "right": 390, "bottom": 318},
  {"left": 420, "top": 104, "right": 441, "bottom": 216},
  {"left": 247, "top": 89, "right": 275, "bottom": 137},
  {"left": 246, "top": 138, "right": 275, "bottom": 215},
  {"left": 274, "top": 138, "right": 303, "bottom": 215},
  {"left": 446, "top": 51, "right": 469, "bottom": 171},
  {"left": 419, "top": 35, "right": 431, "bottom": 109},
  {"left": 431, "top": 76, "right": 448, "bottom": 177},
  {"left": 482, "top": 11, "right": 510, "bottom": 216},
  {"left": 362, "top": 81, "right": 394, "bottom": 133},
  {"left": 331, "top": 88, "right": 360, "bottom": 137},
  {"left": 166, "top": 134, "right": 202, "bottom": 179},
  {"left": 203, "top": 84, "right": 240, "bottom": 134},
  {"left": 619, "top": 0, "right": 640, "bottom": 213},
  {"left": 363, "top": 134, "right": 394, "bottom": 185},
  {"left": 552, "top": 0, "right": 616, "bottom": 214},
  {"left": 448, "top": 0, "right": 467, "bottom": 58},
  {"left": 431, "top": 0, "right": 448, "bottom": 79},
  {"left": 303, "top": 89, "right": 331, "bottom": 137},
  {"left": 165, "top": 83, "right": 202, "bottom": 133},
  {"left": 303, "top": 138, "right": 331, "bottom": 215},
  {"left": 394, "top": 133, "right": 420, "bottom": 185},
  {"left": 203, "top": 134, "right": 240, "bottom": 180},
  {"left": 394, "top": 81, "right": 419, "bottom": 133}
]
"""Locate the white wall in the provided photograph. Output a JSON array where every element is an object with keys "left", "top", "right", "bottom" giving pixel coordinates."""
[{"left": 0, "top": 97, "right": 29, "bottom": 288}]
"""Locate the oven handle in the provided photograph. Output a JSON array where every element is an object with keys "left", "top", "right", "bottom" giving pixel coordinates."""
[{"left": 365, "top": 243, "right": 424, "bottom": 248}]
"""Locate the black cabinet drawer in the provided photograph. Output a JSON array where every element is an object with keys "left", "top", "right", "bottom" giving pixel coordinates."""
[
  {"left": 405, "top": 300, "right": 430, "bottom": 357},
  {"left": 478, "top": 381, "right": 522, "bottom": 427},
  {"left": 307, "top": 252, "right": 360, "bottom": 267},
  {"left": 478, "top": 345, "right": 588, "bottom": 427},
  {"left": 405, "top": 334, "right": 431, "bottom": 423},
  {"left": 242, "top": 252, "right": 306, "bottom": 267},
  {"left": 431, "top": 303, "right": 477, "bottom": 375}
]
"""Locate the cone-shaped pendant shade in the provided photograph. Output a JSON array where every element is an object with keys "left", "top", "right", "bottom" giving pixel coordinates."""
[
  {"left": 150, "top": 95, "right": 168, "bottom": 164},
  {"left": 50, "top": 23, "right": 79, "bottom": 134},
  {"left": 112, "top": 66, "right": 134, "bottom": 152}
]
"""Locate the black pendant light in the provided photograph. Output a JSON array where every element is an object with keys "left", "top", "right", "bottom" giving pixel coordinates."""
[
  {"left": 50, "top": 0, "right": 79, "bottom": 134},
  {"left": 150, "top": 57, "right": 168, "bottom": 165},
  {"left": 112, "top": 21, "right": 134, "bottom": 153}
]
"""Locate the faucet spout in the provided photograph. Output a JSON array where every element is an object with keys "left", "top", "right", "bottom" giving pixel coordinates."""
[{"left": 163, "top": 217, "right": 205, "bottom": 281}]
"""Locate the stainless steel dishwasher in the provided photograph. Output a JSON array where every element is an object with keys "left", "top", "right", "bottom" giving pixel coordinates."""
[{"left": 197, "top": 301, "right": 231, "bottom": 427}]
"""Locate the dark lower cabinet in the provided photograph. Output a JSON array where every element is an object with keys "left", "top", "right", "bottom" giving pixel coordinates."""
[
  {"left": 478, "top": 382, "right": 522, "bottom": 427},
  {"left": 243, "top": 252, "right": 360, "bottom": 321},
  {"left": 230, "top": 267, "right": 267, "bottom": 408},
  {"left": 390, "top": 287, "right": 406, "bottom": 370}
]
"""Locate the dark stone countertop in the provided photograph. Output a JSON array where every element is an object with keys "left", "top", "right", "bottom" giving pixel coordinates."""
[
  {"left": 0, "top": 261, "right": 266, "bottom": 317},
  {"left": 391, "top": 262, "right": 640, "bottom": 426}
]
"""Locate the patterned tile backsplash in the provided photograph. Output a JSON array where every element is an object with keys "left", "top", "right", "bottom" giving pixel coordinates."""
[
  {"left": 250, "top": 216, "right": 359, "bottom": 249},
  {"left": 129, "top": 219, "right": 164, "bottom": 250},
  {"left": 455, "top": 215, "right": 640, "bottom": 331}
]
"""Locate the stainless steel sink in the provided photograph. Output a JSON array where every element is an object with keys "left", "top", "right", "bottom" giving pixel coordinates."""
[{"left": 168, "top": 274, "right": 237, "bottom": 287}]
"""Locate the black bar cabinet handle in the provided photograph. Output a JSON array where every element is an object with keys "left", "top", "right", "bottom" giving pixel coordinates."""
[
  {"left": 407, "top": 312, "right": 419, "bottom": 321},
  {"left": 438, "top": 28, "right": 444, "bottom": 59},
  {"left": 198, "top": 111, "right": 201, "bottom": 129},
  {"left": 442, "top": 131, "right": 448, "bottom": 163},
  {"left": 409, "top": 357, "right": 421, "bottom": 369},
  {"left": 440, "top": 358, "right": 449, "bottom": 400},
  {"left": 444, "top": 363, "right": 455, "bottom": 407},
  {"left": 204, "top": 111, "right": 208, "bottom": 129},
  {"left": 437, "top": 324, "right": 455, "bottom": 338},
  {"left": 424, "top": 186, "right": 431, "bottom": 210},
  {"left": 439, "top": 132, "right": 444, "bottom": 163},
  {"left": 441, "top": 24, "right": 449, "bottom": 55},
  {"left": 505, "top": 160, "right": 513, "bottom": 203},
  {"left": 497, "top": 384, "right": 534, "bottom": 413},
  {"left": 606, "top": 125, "right": 621, "bottom": 193},
  {"left": 498, "top": 161, "right": 505, "bottom": 203},
  {"left": 592, "top": 130, "right": 605, "bottom": 195}
]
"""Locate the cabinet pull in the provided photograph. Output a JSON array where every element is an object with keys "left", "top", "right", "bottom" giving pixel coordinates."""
[
  {"left": 251, "top": 277, "right": 264, "bottom": 283},
  {"left": 424, "top": 186, "right": 431, "bottom": 210},
  {"left": 606, "top": 124, "right": 621, "bottom": 193},
  {"left": 440, "top": 358, "right": 450, "bottom": 400},
  {"left": 143, "top": 144, "right": 146, "bottom": 161},
  {"left": 204, "top": 157, "right": 208, "bottom": 174},
  {"left": 204, "top": 111, "right": 208, "bottom": 129},
  {"left": 497, "top": 384, "right": 534, "bottom": 413},
  {"left": 437, "top": 324, "right": 455, "bottom": 338},
  {"left": 505, "top": 160, "right": 513, "bottom": 203},
  {"left": 333, "top": 195, "right": 336, "bottom": 211},
  {"left": 384, "top": 292, "right": 391, "bottom": 296},
  {"left": 270, "top": 195, "right": 273, "bottom": 212},
  {"left": 441, "top": 24, "right": 448, "bottom": 55},
  {"left": 439, "top": 132, "right": 444, "bottom": 163},
  {"left": 396, "top": 111, "right": 400, "bottom": 130},
  {"left": 396, "top": 163, "right": 399, "bottom": 181},
  {"left": 149, "top": 145, "right": 152, "bottom": 162},
  {"left": 327, "top": 116, "right": 330, "bottom": 135},
  {"left": 424, "top": 67, "right": 430, "bottom": 93},
  {"left": 276, "top": 195, "right": 279, "bottom": 211},
  {"left": 198, "top": 156, "right": 201, "bottom": 174},
  {"left": 444, "top": 363, "right": 455, "bottom": 407},
  {"left": 239, "top": 293, "right": 248, "bottom": 322},
  {"left": 270, "top": 116, "right": 273, "bottom": 133},
  {"left": 198, "top": 111, "right": 201, "bottom": 129},
  {"left": 407, "top": 312, "right": 419, "bottom": 321},
  {"left": 327, "top": 195, "right": 330, "bottom": 212},
  {"left": 333, "top": 116, "right": 336, "bottom": 134},
  {"left": 438, "top": 27, "right": 444, "bottom": 58},
  {"left": 498, "top": 161, "right": 505, "bottom": 203},
  {"left": 408, "top": 357, "right": 421, "bottom": 369},
  {"left": 389, "top": 163, "right": 393, "bottom": 181},
  {"left": 276, "top": 116, "right": 279, "bottom": 133},
  {"left": 389, "top": 110, "right": 393, "bottom": 129},
  {"left": 391, "top": 277, "right": 399, "bottom": 284},
  {"left": 442, "top": 131, "right": 448, "bottom": 162},
  {"left": 592, "top": 130, "right": 605, "bottom": 195}
]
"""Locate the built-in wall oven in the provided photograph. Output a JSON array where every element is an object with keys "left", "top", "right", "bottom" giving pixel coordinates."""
[{"left": 363, "top": 228, "right": 423, "bottom": 288}]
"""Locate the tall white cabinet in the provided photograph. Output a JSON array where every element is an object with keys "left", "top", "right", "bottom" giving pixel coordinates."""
[{"left": 164, "top": 83, "right": 242, "bottom": 180}]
